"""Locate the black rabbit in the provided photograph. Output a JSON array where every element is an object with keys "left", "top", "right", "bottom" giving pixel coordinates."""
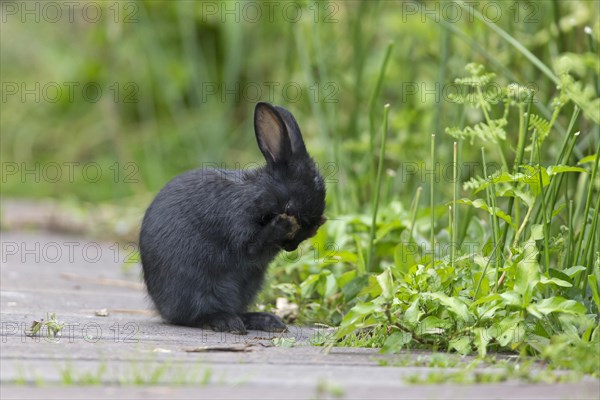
[{"left": 139, "top": 102, "right": 326, "bottom": 334}]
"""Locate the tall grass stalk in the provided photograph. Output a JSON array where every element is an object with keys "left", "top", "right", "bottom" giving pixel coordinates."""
[
  {"left": 474, "top": 254, "right": 494, "bottom": 300},
  {"left": 565, "top": 199, "right": 574, "bottom": 270},
  {"left": 452, "top": 142, "right": 458, "bottom": 269},
  {"left": 500, "top": 96, "right": 533, "bottom": 251},
  {"left": 536, "top": 138, "right": 551, "bottom": 272},
  {"left": 368, "top": 42, "right": 395, "bottom": 184},
  {"left": 367, "top": 104, "right": 390, "bottom": 272},
  {"left": 579, "top": 142, "right": 600, "bottom": 289},
  {"left": 448, "top": 205, "right": 453, "bottom": 268},
  {"left": 574, "top": 138, "right": 598, "bottom": 271},
  {"left": 543, "top": 108, "right": 582, "bottom": 220},
  {"left": 481, "top": 148, "right": 501, "bottom": 288},
  {"left": 583, "top": 190, "right": 599, "bottom": 280},
  {"left": 310, "top": 21, "right": 339, "bottom": 212},
  {"left": 513, "top": 198, "right": 535, "bottom": 247},
  {"left": 552, "top": 107, "right": 580, "bottom": 168},
  {"left": 430, "top": 134, "right": 436, "bottom": 261},
  {"left": 435, "top": 25, "right": 450, "bottom": 137},
  {"left": 347, "top": 2, "right": 369, "bottom": 140},
  {"left": 409, "top": 187, "right": 422, "bottom": 240},
  {"left": 552, "top": 1, "right": 566, "bottom": 53}
]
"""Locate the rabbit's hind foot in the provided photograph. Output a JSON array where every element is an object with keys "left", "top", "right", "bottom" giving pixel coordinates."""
[
  {"left": 199, "top": 312, "right": 247, "bottom": 335},
  {"left": 241, "top": 312, "right": 287, "bottom": 332}
]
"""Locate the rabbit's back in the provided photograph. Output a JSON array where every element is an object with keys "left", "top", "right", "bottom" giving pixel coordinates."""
[{"left": 140, "top": 168, "right": 271, "bottom": 326}]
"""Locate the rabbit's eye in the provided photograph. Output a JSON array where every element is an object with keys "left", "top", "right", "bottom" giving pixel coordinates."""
[
  {"left": 260, "top": 213, "right": 275, "bottom": 225},
  {"left": 284, "top": 201, "right": 292, "bottom": 214}
]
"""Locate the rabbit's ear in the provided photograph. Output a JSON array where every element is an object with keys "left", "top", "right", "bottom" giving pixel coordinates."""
[
  {"left": 254, "top": 102, "right": 293, "bottom": 164},
  {"left": 274, "top": 106, "right": 307, "bottom": 155}
]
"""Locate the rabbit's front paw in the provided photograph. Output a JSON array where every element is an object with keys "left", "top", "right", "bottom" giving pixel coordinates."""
[
  {"left": 277, "top": 213, "right": 300, "bottom": 239},
  {"left": 200, "top": 312, "right": 247, "bottom": 335},
  {"left": 241, "top": 312, "right": 287, "bottom": 332},
  {"left": 248, "top": 213, "right": 301, "bottom": 255},
  {"left": 265, "top": 213, "right": 300, "bottom": 243}
]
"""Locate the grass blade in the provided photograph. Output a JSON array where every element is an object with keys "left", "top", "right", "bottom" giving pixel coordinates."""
[
  {"left": 367, "top": 104, "right": 391, "bottom": 272},
  {"left": 452, "top": 142, "right": 458, "bottom": 269},
  {"left": 430, "top": 134, "right": 436, "bottom": 263},
  {"left": 482, "top": 147, "right": 502, "bottom": 288},
  {"left": 368, "top": 41, "right": 395, "bottom": 184},
  {"left": 461, "top": 3, "right": 559, "bottom": 85}
]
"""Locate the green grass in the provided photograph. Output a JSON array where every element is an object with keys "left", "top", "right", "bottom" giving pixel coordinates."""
[
  {"left": 266, "top": 61, "right": 599, "bottom": 375},
  {"left": 2, "top": 0, "right": 599, "bottom": 377},
  {"left": 12, "top": 359, "right": 211, "bottom": 387}
]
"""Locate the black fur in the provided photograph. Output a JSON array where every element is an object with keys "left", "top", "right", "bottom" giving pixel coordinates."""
[{"left": 139, "top": 102, "right": 326, "bottom": 334}]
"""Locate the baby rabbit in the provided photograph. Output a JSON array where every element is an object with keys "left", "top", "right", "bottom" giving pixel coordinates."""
[{"left": 140, "top": 102, "right": 326, "bottom": 334}]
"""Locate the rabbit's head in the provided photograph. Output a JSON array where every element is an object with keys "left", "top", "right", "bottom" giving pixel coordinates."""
[{"left": 254, "top": 102, "right": 327, "bottom": 251}]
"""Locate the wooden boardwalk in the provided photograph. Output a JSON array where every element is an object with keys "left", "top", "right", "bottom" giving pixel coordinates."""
[{"left": 1, "top": 230, "right": 598, "bottom": 399}]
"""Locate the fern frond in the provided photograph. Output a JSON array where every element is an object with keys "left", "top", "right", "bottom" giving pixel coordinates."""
[{"left": 446, "top": 119, "right": 507, "bottom": 145}]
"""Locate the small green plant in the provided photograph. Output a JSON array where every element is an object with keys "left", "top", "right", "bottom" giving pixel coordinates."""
[
  {"left": 272, "top": 337, "right": 296, "bottom": 348},
  {"left": 25, "top": 313, "right": 64, "bottom": 339}
]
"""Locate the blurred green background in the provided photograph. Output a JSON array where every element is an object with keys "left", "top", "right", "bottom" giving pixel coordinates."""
[{"left": 1, "top": 0, "right": 598, "bottom": 214}]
